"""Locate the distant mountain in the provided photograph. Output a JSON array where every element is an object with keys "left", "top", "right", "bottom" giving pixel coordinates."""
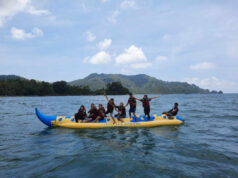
[
  {"left": 0, "top": 75, "right": 24, "bottom": 80},
  {"left": 69, "top": 73, "right": 211, "bottom": 94}
]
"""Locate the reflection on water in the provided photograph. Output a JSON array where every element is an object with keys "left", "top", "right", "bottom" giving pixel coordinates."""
[
  {"left": 0, "top": 94, "right": 238, "bottom": 177},
  {"left": 151, "top": 126, "right": 180, "bottom": 138}
]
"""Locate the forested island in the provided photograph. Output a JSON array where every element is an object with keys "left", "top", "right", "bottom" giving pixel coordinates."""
[
  {"left": 0, "top": 74, "right": 222, "bottom": 96},
  {"left": 70, "top": 73, "right": 223, "bottom": 94},
  {"left": 0, "top": 78, "right": 129, "bottom": 96}
]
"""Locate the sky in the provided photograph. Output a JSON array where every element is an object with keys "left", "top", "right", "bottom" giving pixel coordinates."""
[{"left": 0, "top": 0, "right": 238, "bottom": 93}]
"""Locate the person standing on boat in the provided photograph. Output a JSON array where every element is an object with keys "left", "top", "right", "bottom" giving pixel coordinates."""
[
  {"left": 115, "top": 102, "right": 126, "bottom": 122},
  {"left": 75, "top": 105, "right": 87, "bottom": 123},
  {"left": 94, "top": 104, "right": 106, "bottom": 122},
  {"left": 162, "top": 103, "right": 179, "bottom": 116},
  {"left": 136, "top": 95, "right": 160, "bottom": 120},
  {"left": 125, "top": 93, "right": 138, "bottom": 122},
  {"left": 85, "top": 103, "right": 98, "bottom": 122},
  {"left": 104, "top": 92, "right": 116, "bottom": 124}
]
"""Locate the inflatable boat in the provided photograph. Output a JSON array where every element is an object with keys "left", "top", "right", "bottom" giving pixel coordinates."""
[{"left": 35, "top": 108, "right": 184, "bottom": 128}]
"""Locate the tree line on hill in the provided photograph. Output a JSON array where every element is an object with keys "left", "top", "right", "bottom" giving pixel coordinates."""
[
  {"left": 69, "top": 73, "right": 221, "bottom": 94},
  {"left": 0, "top": 79, "right": 129, "bottom": 96}
]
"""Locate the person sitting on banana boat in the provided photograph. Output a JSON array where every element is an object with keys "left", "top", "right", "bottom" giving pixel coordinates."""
[
  {"left": 115, "top": 102, "right": 126, "bottom": 123},
  {"left": 125, "top": 93, "right": 138, "bottom": 122},
  {"left": 94, "top": 104, "right": 106, "bottom": 123},
  {"left": 136, "top": 95, "right": 160, "bottom": 120},
  {"left": 85, "top": 103, "right": 98, "bottom": 122},
  {"left": 104, "top": 92, "right": 116, "bottom": 124},
  {"left": 162, "top": 103, "right": 179, "bottom": 116},
  {"left": 75, "top": 105, "right": 87, "bottom": 123}
]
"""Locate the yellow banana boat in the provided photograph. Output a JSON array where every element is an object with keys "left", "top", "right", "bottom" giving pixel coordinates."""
[{"left": 35, "top": 108, "right": 184, "bottom": 128}]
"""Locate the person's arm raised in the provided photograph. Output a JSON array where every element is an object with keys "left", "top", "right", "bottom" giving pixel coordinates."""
[
  {"left": 104, "top": 92, "right": 109, "bottom": 102},
  {"left": 134, "top": 97, "right": 142, "bottom": 101},
  {"left": 149, "top": 96, "right": 160, "bottom": 100}
]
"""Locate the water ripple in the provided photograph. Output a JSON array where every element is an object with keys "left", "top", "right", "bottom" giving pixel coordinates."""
[{"left": 0, "top": 94, "right": 238, "bottom": 177}]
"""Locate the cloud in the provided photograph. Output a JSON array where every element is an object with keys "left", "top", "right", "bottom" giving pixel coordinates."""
[
  {"left": 131, "top": 62, "right": 152, "bottom": 69},
  {"left": 32, "top": 27, "right": 43, "bottom": 36},
  {"left": 0, "top": 0, "right": 50, "bottom": 27},
  {"left": 155, "top": 56, "right": 167, "bottom": 62},
  {"left": 84, "top": 51, "right": 111, "bottom": 64},
  {"left": 101, "top": 0, "right": 109, "bottom": 3},
  {"left": 183, "top": 77, "right": 238, "bottom": 93},
  {"left": 120, "top": 0, "right": 136, "bottom": 9},
  {"left": 98, "top": 39, "right": 112, "bottom": 50},
  {"left": 11, "top": 27, "right": 43, "bottom": 40},
  {"left": 190, "top": 62, "right": 216, "bottom": 70},
  {"left": 107, "top": 1, "right": 136, "bottom": 24},
  {"left": 85, "top": 31, "right": 96, "bottom": 42},
  {"left": 107, "top": 10, "right": 120, "bottom": 24},
  {"left": 26, "top": 5, "right": 50, "bottom": 15},
  {"left": 115, "top": 45, "right": 151, "bottom": 69},
  {"left": 115, "top": 45, "right": 147, "bottom": 65}
]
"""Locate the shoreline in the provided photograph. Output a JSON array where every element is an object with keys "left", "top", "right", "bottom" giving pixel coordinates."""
[{"left": 0, "top": 93, "right": 229, "bottom": 97}]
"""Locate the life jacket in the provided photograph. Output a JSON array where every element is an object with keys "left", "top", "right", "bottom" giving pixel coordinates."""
[
  {"left": 142, "top": 98, "right": 150, "bottom": 108},
  {"left": 171, "top": 108, "right": 178, "bottom": 115},
  {"left": 102, "top": 107, "right": 106, "bottom": 114},
  {"left": 107, "top": 102, "right": 114, "bottom": 112},
  {"left": 118, "top": 106, "right": 126, "bottom": 116},
  {"left": 128, "top": 97, "right": 136, "bottom": 108},
  {"left": 98, "top": 107, "right": 106, "bottom": 117},
  {"left": 89, "top": 107, "right": 98, "bottom": 117},
  {"left": 77, "top": 109, "right": 86, "bottom": 118},
  {"left": 75, "top": 108, "right": 87, "bottom": 122}
]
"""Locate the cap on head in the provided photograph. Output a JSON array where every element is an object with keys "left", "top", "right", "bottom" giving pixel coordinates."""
[{"left": 174, "top": 103, "right": 178, "bottom": 106}]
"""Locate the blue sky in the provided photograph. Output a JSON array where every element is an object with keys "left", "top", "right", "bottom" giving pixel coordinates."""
[{"left": 0, "top": 0, "right": 238, "bottom": 93}]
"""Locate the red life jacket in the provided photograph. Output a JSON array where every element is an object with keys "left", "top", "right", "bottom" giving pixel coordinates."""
[
  {"left": 99, "top": 107, "right": 106, "bottom": 117},
  {"left": 142, "top": 98, "right": 150, "bottom": 108},
  {"left": 107, "top": 102, "right": 114, "bottom": 112},
  {"left": 89, "top": 107, "right": 98, "bottom": 117},
  {"left": 128, "top": 97, "right": 136, "bottom": 108}
]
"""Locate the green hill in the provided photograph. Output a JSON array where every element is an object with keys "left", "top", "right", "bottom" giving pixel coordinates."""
[
  {"left": 69, "top": 73, "right": 210, "bottom": 94},
  {"left": 0, "top": 75, "right": 24, "bottom": 80},
  {"left": 0, "top": 75, "right": 129, "bottom": 96}
]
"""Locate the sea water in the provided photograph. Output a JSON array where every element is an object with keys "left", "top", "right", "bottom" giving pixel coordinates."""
[{"left": 0, "top": 94, "right": 238, "bottom": 177}]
